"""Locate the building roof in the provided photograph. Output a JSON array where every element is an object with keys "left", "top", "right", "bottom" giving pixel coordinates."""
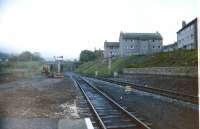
[
  {"left": 120, "top": 32, "right": 163, "bottom": 40},
  {"left": 104, "top": 41, "right": 119, "bottom": 47},
  {"left": 177, "top": 18, "right": 198, "bottom": 33},
  {"left": 163, "top": 42, "right": 177, "bottom": 49}
]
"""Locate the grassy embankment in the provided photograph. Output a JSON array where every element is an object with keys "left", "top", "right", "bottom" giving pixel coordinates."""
[
  {"left": 11, "top": 61, "right": 43, "bottom": 78},
  {"left": 75, "top": 49, "right": 197, "bottom": 77},
  {"left": 2, "top": 61, "right": 43, "bottom": 80}
]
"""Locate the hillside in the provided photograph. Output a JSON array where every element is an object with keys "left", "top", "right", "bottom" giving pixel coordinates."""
[{"left": 75, "top": 49, "right": 198, "bottom": 77}]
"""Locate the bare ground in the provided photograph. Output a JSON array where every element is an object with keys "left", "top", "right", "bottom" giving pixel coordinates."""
[{"left": 0, "top": 77, "right": 79, "bottom": 119}]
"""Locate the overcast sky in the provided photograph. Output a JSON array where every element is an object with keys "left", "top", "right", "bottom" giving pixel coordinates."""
[{"left": 0, "top": 0, "right": 199, "bottom": 59}]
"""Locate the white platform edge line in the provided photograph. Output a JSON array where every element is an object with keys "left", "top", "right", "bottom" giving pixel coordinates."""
[{"left": 85, "top": 118, "right": 94, "bottom": 129}]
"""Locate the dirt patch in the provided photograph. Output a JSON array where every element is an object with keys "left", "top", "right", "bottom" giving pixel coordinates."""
[{"left": 0, "top": 77, "right": 79, "bottom": 119}]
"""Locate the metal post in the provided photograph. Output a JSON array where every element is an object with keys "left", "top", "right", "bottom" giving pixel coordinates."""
[
  {"left": 108, "top": 54, "right": 112, "bottom": 75},
  {"left": 58, "top": 62, "right": 60, "bottom": 74}
]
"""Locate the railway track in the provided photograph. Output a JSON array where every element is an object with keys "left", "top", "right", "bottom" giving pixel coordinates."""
[
  {"left": 90, "top": 76, "right": 198, "bottom": 104},
  {"left": 73, "top": 75, "right": 151, "bottom": 129}
]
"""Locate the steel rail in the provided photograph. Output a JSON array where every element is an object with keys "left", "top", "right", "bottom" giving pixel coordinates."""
[
  {"left": 81, "top": 77, "right": 151, "bottom": 129},
  {"left": 91, "top": 76, "right": 198, "bottom": 104},
  {"left": 73, "top": 76, "right": 107, "bottom": 129}
]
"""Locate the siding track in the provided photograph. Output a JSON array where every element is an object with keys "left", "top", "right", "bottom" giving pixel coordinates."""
[{"left": 91, "top": 77, "right": 198, "bottom": 104}]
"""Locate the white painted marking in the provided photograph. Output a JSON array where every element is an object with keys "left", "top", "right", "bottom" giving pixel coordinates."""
[{"left": 85, "top": 118, "right": 94, "bottom": 129}]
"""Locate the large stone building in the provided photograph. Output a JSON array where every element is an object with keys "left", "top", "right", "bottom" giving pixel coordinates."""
[
  {"left": 104, "top": 41, "right": 120, "bottom": 58},
  {"left": 119, "top": 32, "right": 163, "bottom": 56},
  {"left": 177, "top": 18, "right": 199, "bottom": 50}
]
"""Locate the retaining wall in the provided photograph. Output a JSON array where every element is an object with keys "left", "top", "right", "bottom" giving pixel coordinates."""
[{"left": 123, "top": 67, "right": 198, "bottom": 77}]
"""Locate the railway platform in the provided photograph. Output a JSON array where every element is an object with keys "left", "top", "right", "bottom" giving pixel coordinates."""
[{"left": 0, "top": 117, "right": 94, "bottom": 129}]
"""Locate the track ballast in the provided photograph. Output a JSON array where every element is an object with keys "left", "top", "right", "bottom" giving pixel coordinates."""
[{"left": 73, "top": 75, "right": 150, "bottom": 129}]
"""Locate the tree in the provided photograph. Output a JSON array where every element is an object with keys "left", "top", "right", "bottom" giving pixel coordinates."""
[
  {"left": 0, "top": 52, "right": 9, "bottom": 71},
  {"left": 79, "top": 50, "right": 96, "bottom": 63},
  {"left": 18, "top": 51, "right": 32, "bottom": 61},
  {"left": 6, "top": 54, "right": 18, "bottom": 68},
  {"left": 94, "top": 49, "right": 103, "bottom": 59},
  {"left": 32, "top": 52, "right": 43, "bottom": 61},
  {"left": 18, "top": 51, "right": 43, "bottom": 61}
]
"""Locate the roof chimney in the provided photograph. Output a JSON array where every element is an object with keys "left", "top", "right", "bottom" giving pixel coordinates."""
[{"left": 182, "top": 21, "right": 186, "bottom": 28}]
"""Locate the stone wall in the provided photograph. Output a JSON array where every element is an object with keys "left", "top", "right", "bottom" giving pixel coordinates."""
[{"left": 123, "top": 67, "right": 198, "bottom": 77}]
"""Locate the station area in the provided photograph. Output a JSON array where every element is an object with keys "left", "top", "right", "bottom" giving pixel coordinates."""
[{"left": 0, "top": 1, "right": 198, "bottom": 128}]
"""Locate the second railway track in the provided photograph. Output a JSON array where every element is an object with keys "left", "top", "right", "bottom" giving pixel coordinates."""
[
  {"left": 89, "top": 76, "right": 198, "bottom": 104},
  {"left": 73, "top": 75, "right": 151, "bottom": 129}
]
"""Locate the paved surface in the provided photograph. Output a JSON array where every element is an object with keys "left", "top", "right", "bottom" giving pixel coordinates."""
[{"left": 0, "top": 117, "right": 88, "bottom": 129}]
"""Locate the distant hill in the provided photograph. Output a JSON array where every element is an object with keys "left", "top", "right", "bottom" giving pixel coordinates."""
[{"left": 75, "top": 49, "right": 198, "bottom": 77}]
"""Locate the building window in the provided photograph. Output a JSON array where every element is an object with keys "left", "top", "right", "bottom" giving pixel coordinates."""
[
  {"left": 130, "top": 45, "right": 134, "bottom": 49},
  {"left": 158, "top": 46, "right": 160, "bottom": 48},
  {"left": 152, "top": 39, "right": 155, "bottom": 42},
  {"left": 153, "top": 46, "right": 155, "bottom": 48}
]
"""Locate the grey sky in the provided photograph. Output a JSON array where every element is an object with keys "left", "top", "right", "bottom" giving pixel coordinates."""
[{"left": 0, "top": 0, "right": 198, "bottom": 59}]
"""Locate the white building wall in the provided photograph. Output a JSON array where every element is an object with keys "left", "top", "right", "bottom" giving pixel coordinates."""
[
  {"left": 198, "top": 18, "right": 200, "bottom": 49},
  {"left": 177, "top": 24, "right": 196, "bottom": 49},
  {"left": 119, "top": 38, "right": 162, "bottom": 56},
  {"left": 146, "top": 40, "right": 163, "bottom": 54},
  {"left": 104, "top": 47, "right": 119, "bottom": 58}
]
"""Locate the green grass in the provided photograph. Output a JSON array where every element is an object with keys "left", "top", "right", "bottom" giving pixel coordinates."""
[
  {"left": 7, "top": 61, "right": 43, "bottom": 78},
  {"left": 75, "top": 49, "right": 198, "bottom": 77},
  {"left": 127, "top": 49, "right": 197, "bottom": 68},
  {"left": 75, "top": 57, "right": 132, "bottom": 77},
  {"left": 14, "top": 61, "right": 42, "bottom": 69}
]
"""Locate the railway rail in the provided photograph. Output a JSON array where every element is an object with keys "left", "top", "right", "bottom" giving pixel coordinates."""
[
  {"left": 89, "top": 76, "right": 198, "bottom": 104},
  {"left": 73, "top": 75, "right": 151, "bottom": 129}
]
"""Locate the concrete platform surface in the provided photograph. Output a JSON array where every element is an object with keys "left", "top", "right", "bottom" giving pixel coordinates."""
[{"left": 0, "top": 117, "right": 92, "bottom": 129}]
